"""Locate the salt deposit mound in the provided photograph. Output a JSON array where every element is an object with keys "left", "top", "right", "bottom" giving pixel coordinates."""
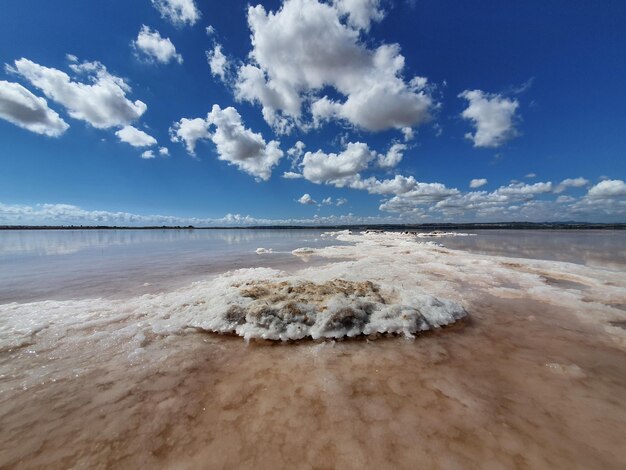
[{"left": 190, "top": 277, "right": 467, "bottom": 341}]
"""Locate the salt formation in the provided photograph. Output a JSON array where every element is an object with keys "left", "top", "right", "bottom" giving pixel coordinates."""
[{"left": 194, "top": 277, "right": 466, "bottom": 341}]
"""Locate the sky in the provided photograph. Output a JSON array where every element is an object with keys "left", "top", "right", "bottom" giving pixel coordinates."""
[{"left": 0, "top": 0, "right": 625, "bottom": 226}]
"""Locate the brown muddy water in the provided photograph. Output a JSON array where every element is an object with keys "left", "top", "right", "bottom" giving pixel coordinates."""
[{"left": 0, "top": 229, "right": 625, "bottom": 469}]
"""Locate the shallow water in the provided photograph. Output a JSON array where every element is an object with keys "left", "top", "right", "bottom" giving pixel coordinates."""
[
  {"left": 441, "top": 229, "right": 626, "bottom": 269},
  {"left": 0, "top": 229, "right": 341, "bottom": 303},
  {"left": 1, "top": 229, "right": 625, "bottom": 469}
]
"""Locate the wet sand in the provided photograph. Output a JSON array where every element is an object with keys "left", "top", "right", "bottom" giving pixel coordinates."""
[{"left": 1, "top": 231, "right": 625, "bottom": 469}]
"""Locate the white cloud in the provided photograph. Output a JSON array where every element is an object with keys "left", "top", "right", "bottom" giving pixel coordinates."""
[
  {"left": 0, "top": 80, "right": 69, "bottom": 136},
  {"left": 377, "top": 143, "right": 406, "bottom": 169},
  {"left": 205, "top": 25, "right": 216, "bottom": 36},
  {"left": 469, "top": 178, "right": 488, "bottom": 188},
  {"left": 133, "top": 26, "right": 183, "bottom": 64},
  {"left": 151, "top": 0, "right": 200, "bottom": 26},
  {"left": 350, "top": 174, "right": 419, "bottom": 195},
  {"left": 287, "top": 140, "right": 306, "bottom": 163},
  {"left": 301, "top": 142, "right": 375, "bottom": 184},
  {"left": 298, "top": 193, "right": 317, "bottom": 205},
  {"left": 141, "top": 150, "right": 156, "bottom": 159},
  {"left": 495, "top": 181, "right": 553, "bottom": 197},
  {"left": 459, "top": 89, "right": 519, "bottom": 148},
  {"left": 401, "top": 126, "right": 414, "bottom": 142},
  {"left": 554, "top": 177, "right": 589, "bottom": 193},
  {"left": 169, "top": 117, "right": 210, "bottom": 155},
  {"left": 333, "top": 0, "right": 384, "bottom": 31},
  {"left": 525, "top": 172, "right": 536, "bottom": 178},
  {"left": 170, "top": 104, "right": 283, "bottom": 181},
  {"left": 234, "top": 0, "right": 435, "bottom": 134},
  {"left": 8, "top": 58, "right": 147, "bottom": 129},
  {"left": 282, "top": 171, "right": 303, "bottom": 179},
  {"left": 206, "top": 44, "right": 228, "bottom": 81},
  {"left": 159, "top": 146, "right": 169, "bottom": 156},
  {"left": 321, "top": 197, "right": 333, "bottom": 205},
  {"left": 587, "top": 179, "right": 626, "bottom": 199},
  {"left": 115, "top": 125, "right": 157, "bottom": 147},
  {"left": 0, "top": 201, "right": 402, "bottom": 227},
  {"left": 336, "top": 197, "right": 348, "bottom": 206}
]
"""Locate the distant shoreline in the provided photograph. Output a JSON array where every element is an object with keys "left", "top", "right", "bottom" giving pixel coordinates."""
[{"left": 1, "top": 223, "right": 625, "bottom": 231}]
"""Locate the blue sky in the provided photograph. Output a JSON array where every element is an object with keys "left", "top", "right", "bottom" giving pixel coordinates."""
[{"left": 0, "top": 0, "right": 625, "bottom": 225}]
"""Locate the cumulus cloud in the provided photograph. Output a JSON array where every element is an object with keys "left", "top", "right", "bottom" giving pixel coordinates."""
[
  {"left": 141, "top": 150, "right": 156, "bottom": 159},
  {"left": 298, "top": 193, "right": 317, "bottom": 205},
  {"left": 168, "top": 117, "right": 210, "bottom": 155},
  {"left": 159, "top": 147, "right": 169, "bottom": 156},
  {"left": 170, "top": 104, "right": 283, "bottom": 180},
  {"left": 377, "top": 143, "right": 406, "bottom": 169},
  {"left": 554, "top": 177, "right": 589, "bottom": 193},
  {"left": 206, "top": 44, "right": 228, "bottom": 81},
  {"left": 115, "top": 125, "right": 157, "bottom": 147},
  {"left": 151, "top": 0, "right": 200, "bottom": 26},
  {"left": 133, "top": 26, "right": 183, "bottom": 64},
  {"left": 287, "top": 140, "right": 306, "bottom": 164},
  {"left": 8, "top": 58, "right": 147, "bottom": 129},
  {"left": 378, "top": 182, "right": 459, "bottom": 213},
  {"left": 234, "top": 0, "right": 435, "bottom": 134},
  {"left": 282, "top": 171, "right": 303, "bottom": 179},
  {"left": 301, "top": 142, "right": 375, "bottom": 184},
  {"left": 459, "top": 89, "right": 519, "bottom": 148},
  {"left": 470, "top": 178, "right": 487, "bottom": 189},
  {"left": 0, "top": 80, "right": 68, "bottom": 136},
  {"left": 336, "top": 197, "right": 348, "bottom": 206},
  {"left": 401, "top": 126, "right": 414, "bottom": 142},
  {"left": 587, "top": 179, "right": 626, "bottom": 199},
  {"left": 333, "top": 0, "right": 384, "bottom": 31}
]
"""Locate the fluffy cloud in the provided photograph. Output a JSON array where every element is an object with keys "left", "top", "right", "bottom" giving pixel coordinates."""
[
  {"left": 206, "top": 44, "right": 228, "bottom": 81},
  {"left": 282, "top": 171, "right": 303, "bottom": 179},
  {"left": 379, "top": 182, "right": 459, "bottom": 213},
  {"left": 169, "top": 117, "right": 210, "bottom": 154},
  {"left": 234, "top": 0, "right": 434, "bottom": 134},
  {"left": 0, "top": 80, "right": 68, "bottom": 136},
  {"left": 8, "top": 58, "right": 147, "bottom": 129},
  {"left": 587, "top": 179, "right": 626, "bottom": 199},
  {"left": 470, "top": 178, "right": 487, "bottom": 189},
  {"left": 133, "top": 26, "right": 183, "bottom": 64},
  {"left": 159, "top": 147, "right": 170, "bottom": 156},
  {"left": 554, "top": 177, "right": 589, "bottom": 193},
  {"left": 333, "top": 0, "right": 384, "bottom": 31},
  {"left": 141, "top": 150, "right": 155, "bottom": 159},
  {"left": 151, "top": 0, "right": 200, "bottom": 26},
  {"left": 459, "top": 90, "right": 519, "bottom": 148},
  {"left": 377, "top": 143, "right": 406, "bottom": 169},
  {"left": 115, "top": 125, "right": 157, "bottom": 147},
  {"left": 298, "top": 193, "right": 317, "bottom": 205},
  {"left": 170, "top": 104, "right": 283, "bottom": 180},
  {"left": 301, "top": 142, "right": 375, "bottom": 184},
  {"left": 336, "top": 197, "right": 348, "bottom": 206}
]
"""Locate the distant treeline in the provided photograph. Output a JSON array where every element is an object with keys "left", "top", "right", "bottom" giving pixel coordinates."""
[{"left": 1, "top": 222, "right": 625, "bottom": 231}]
